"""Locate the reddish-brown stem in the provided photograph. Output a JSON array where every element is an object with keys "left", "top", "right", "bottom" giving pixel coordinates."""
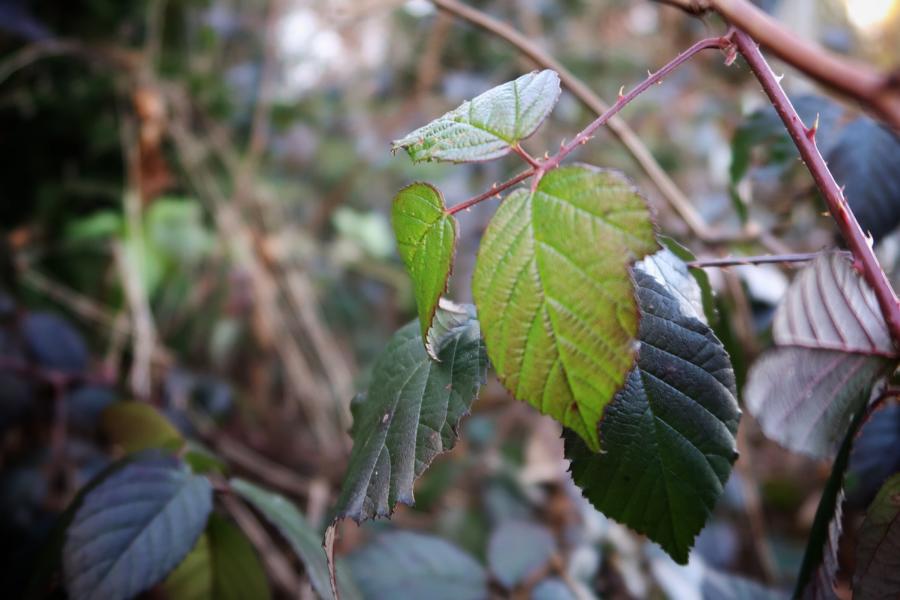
[
  {"left": 511, "top": 144, "right": 541, "bottom": 168},
  {"left": 535, "top": 34, "right": 730, "bottom": 183},
  {"left": 446, "top": 34, "right": 729, "bottom": 214},
  {"left": 733, "top": 30, "right": 900, "bottom": 345},
  {"left": 446, "top": 168, "right": 533, "bottom": 215},
  {"left": 688, "top": 251, "right": 828, "bottom": 268}
]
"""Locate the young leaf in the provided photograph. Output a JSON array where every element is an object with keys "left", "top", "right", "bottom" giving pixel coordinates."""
[
  {"left": 164, "top": 514, "right": 271, "bottom": 600},
  {"left": 392, "top": 70, "right": 561, "bottom": 163},
  {"left": 473, "top": 165, "right": 658, "bottom": 450},
  {"left": 348, "top": 531, "right": 488, "bottom": 600},
  {"left": 333, "top": 305, "right": 486, "bottom": 521},
  {"left": 101, "top": 401, "right": 185, "bottom": 454},
  {"left": 63, "top": 454, "right": 212, "bottom": 600},
  {"left": 487, "top": 520, "right": 558, "bottom": 590},
  {"left": 854, "top": 473, "right": 900, "bottom": 599},
  {"left": 746, "top": 253, "right": 898, "bottom": 458},
  {"left": 230, "top": 478, "right": 360, "bottom": 600},
  {"left": 392, "top": 182, "right": 457, "bottom": 356},
  {"left": 566, "top": 267, "right": 740, "bottom": 564}
]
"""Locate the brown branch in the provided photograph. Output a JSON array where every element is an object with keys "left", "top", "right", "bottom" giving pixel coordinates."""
[
  {"left": 733, "top": 30, "right": 900, "bottom": 344},
  {"left": 688, "top": 251, "right": 829, "bottom": 268},
  {"left": 657, "top": 0, "right": 900, "bottom": 130},
  {"left": 431, "top": 0, "right": 723, "bottom": 241}
]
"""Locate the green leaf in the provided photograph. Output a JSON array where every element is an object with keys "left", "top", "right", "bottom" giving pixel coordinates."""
[
  {"left": 392, "top": 182, "right": 458, "bottom": 355},
  {"left": 793, "top": 406, "right": 866, "bottom": 600},
  {"left": 472, "top": 165, "right": 658, "bottom": 450},
  {"left": 565, "top": 267, "right": 739, "bottom": 564},
  {"left": 164, "top": 514, "right": 271, "bottom": 600},
  {"left": 333, "top": 305, "right": 486, "bottom": 521},
  {"left": 347, "top": 531, "right": 488, "bottom": 600},
  {"left": 392, "top": 70, "right": 561, "bottom": 163},
  {"left": 101, "top": 401, "right": 184, "bottom": 454},
  {"left": 230, "top": 478, "right": 360, "bottom": 600},
  {"left": 487, "top": 520, "right": 557, "bottom": 590},
  {"left": 854, "top": 473, "right": 900, "bottom": 599},
  {"left": 745, "top": 253, "right": 897, "bottom": 458},
  {"left": 63, "top": 455, "right": 213, "bottom": 600}
]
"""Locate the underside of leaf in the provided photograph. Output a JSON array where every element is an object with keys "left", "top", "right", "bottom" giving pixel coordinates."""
[
  {"left": 566, "top": 267, "right": 739, "bottom": 564},
  {"left": 473, "top": 165, "right": 657, "bottom": 450},
  {"left": 391, "top": 182, "right": 458, "bottom": 357},
  {"left": 333, "top": 306, "right": 486, "bottom": 522},
  {"left": 392, "top": 70, "right": 561, "bottom": 163},
  {"left": 746, "top": 252, "right": 898, "bottom": 458}
]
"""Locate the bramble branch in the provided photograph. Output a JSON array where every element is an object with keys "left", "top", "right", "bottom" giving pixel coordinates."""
[
  {"left": 732, "top": 30, "right": 900, "bottom": 345},
  {"left": 688, "top": 252, "right": 828, "bottom": 268},
  {"left": 446, "top": 34, "right": 729, "bottom": 213},
  {"left": 655, "top": 0, "right": 900, "bottom": 130}
]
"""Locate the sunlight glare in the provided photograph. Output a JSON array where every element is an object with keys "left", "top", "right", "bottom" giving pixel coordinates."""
[{"left": 844, "top": 0, "right": 896, "bottom": 32}]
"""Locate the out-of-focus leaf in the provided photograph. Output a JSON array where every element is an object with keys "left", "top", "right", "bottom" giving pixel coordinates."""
[
  {"left": 393, "top": 70, "right": 560, "bottom": 163},
  {"left": 333, "top": 305, "right": 485, "bottom": 522},
  {"left": 566, "top": 267, "right": 739, "bottom": 564},
  {"left": 746, "top": 253, "right": 897, "bottom": 458},
  {"left": 65, "top": 211, "right": 122, "bottom": 243},
  {"left": 531, "top": 578, "right": 577, "bottom": 600},
  {"left": 826, "top": 119, "right": 900, "bottom": 242},
  {"left": 853, "top": 473, "right": 900, "bottom": 599},
  {"left": 487, "top": 520, "right": 557, "bottom": 589},
  {"left": 347, "top": 531, "right": 488, "bottom": 600},
  {"left": 847, "top": 403, "right": 900, "bottom": 508},
  {"left": 183, "top": 441, "right": 227, "bottom": 475},
  {"left": 164, "top": 533, "right": 212, "bottom": 600},
  {"left": 391, "top": 182, "right": 457, "bottom": 355},
  {"left": 63, "top": 455, "right": 212, "bottom": 600},
  {"left": 794, "top": 405, "right": 866, "bottom": 600},
  {"left": 701, "top": 569, "right": 787, "bottom": 599},
  {"left": 22, "top": 312, "right": 88, "bottom": 373},
  {"left": 473, "top": 165, "right": 657, "bottom": 450},
  {"left": 145, "top": 198, "right": 214, "bottom": 265},
  {"left": 729, "top": 95, "right": 844, "bottom": 188},
  {"left": 230, "top": 478, "right": 359, "bottom": 600},
  {"left": 66, "top": 386, "right": 116, "bottom": 431},
  {"left": 101, "top": 402, "right": 185, "bottom": 454},
  {"left": 164, "top": 514, "right": 271, "bottom": 600}
]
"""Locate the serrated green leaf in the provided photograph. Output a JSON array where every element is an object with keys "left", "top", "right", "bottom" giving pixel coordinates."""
[
  {"left": 333, "top": 305, "right": 486, "bottom": 521},
  {"left": 746, "top": 253, "right": 897, "bottom": 458},
  {"left": 101, "top": 401, "right": 184, "bottom": 454},
  {"left": 566, "top": 267, "right": 739, "bottom": 564},
  {"left": 854, "top": 473, "right": 900, "bottom": 599},
  {"left": 473, "top": 165, "right": 657, "bottom": 450},
  {"left": 392, "top": 182, "right": 457, "bottom": 355},
  {"left": 63, "top": 455, "right": 213, "bottom": 600},
  {"left": 393, "top": 70, "right": 561, "bottom": 163},
  {"left": 164, "top": 514, "right": 271, "bottom": 600},
  {"left": 348, "top": 531, "right": 488, "bottom": 600},
  {"left": 230, "top": 479, "right": 360, "bottom": 600}
]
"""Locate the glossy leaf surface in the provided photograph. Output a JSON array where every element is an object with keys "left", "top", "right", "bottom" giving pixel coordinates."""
[{"left": 566, "top": 267, "right": 739, "bottom": 564}]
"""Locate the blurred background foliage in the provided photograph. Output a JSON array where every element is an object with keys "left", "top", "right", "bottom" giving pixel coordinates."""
[{"left": 1, "top": 0, "right": 899, "bottom": 598}]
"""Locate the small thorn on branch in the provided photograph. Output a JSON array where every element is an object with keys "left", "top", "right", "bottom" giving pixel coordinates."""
[
  {"left": 804, "top": 113, "right": 819, "bottom": 141},
  {"left": 618, "top": 85, "right": 625, "bottom": 100}
]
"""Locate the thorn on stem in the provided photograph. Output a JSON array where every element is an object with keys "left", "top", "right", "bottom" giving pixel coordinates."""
[
  {"left": 804, "top": 113, "right": 819, "bottom": 141},
  {"left": 723, "top": 44, "right": 737, "bottom": 66},
  {"left": 618, "top": 85, "right": 625, "bottom": 100}
]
